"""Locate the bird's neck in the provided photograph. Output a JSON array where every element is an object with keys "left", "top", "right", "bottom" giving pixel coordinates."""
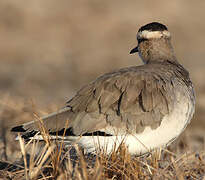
[{"left": 138, "top": 38, "right": 177, "bottom": 64}]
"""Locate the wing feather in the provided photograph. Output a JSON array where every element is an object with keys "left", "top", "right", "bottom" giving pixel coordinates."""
[{"left": 12, "top": 66, "right": 176, "bottom": 137}]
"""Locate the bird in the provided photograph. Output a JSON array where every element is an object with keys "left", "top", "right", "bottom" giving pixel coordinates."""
[{"left": 11, "top": 22, "right": 195, "bottom": 155}]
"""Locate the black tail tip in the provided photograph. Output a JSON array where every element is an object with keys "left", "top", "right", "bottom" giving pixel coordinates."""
[{"left": 11, "top": 125, "right": 26, "bottom": 132}]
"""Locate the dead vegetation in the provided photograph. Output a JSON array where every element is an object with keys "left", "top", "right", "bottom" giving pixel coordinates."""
[
  {"left": 1, "top": 134, "right": 205, "bottom": 179},
  {"left": 0, "top": 99, "right": 204, "bottom": 180}
]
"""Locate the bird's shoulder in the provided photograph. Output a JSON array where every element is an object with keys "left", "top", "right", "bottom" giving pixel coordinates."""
[{"left": 66, "top": 64, "right": 174, "bottom": 114}]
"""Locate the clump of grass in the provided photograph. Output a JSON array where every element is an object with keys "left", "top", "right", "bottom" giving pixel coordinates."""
[{"left": 0, "top": 108, "right": 205, "bottom": 179}]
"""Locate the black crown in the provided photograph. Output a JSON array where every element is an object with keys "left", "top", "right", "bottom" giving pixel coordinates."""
[{"left": 139, "top": 22, "right": 168, "bottom": 32}]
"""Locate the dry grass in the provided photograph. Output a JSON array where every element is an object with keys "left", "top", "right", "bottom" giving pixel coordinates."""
[
  {"left": 0, "top": 101, "right": 205, "bottom": 180},
  {"left": 1, "top": 136, "right": 205, "bottom": 179}
]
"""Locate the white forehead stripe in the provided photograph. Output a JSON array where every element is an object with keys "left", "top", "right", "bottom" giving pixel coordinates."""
[{"left": 137, "top": 30, "right": 171, "bottom": 39}]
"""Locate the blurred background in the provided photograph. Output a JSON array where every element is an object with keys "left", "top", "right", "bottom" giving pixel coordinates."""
[{"left": 0, "top": 0, "right": 204, "bottom": 160}]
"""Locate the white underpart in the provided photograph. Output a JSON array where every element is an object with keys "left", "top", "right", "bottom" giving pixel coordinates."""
[
  {"left": 137, "top": 30, "right": 171, "bottom": 39},
  {"left": 71, "top": 92, "right": 193, "bottom": 155},
  {"left": 25, "top": 91, "right": 194, "bottom": 155}
]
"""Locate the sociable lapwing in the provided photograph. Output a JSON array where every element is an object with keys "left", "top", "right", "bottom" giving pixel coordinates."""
[{"left": 11, "top": 22, "right": 195, "bottom": 155}]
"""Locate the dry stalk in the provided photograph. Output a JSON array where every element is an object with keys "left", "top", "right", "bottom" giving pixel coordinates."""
[{"left": 18, "top": 134, "right": 29, "bottom": 180}]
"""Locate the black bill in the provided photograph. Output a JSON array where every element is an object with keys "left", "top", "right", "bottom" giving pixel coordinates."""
[{"left": 130, "top": 46, "right": 138, "bottom": 54}]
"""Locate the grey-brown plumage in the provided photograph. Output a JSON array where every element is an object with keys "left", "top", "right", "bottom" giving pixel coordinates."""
[{"left": 11, "top": 22, "right": 195, "bottom": 155}]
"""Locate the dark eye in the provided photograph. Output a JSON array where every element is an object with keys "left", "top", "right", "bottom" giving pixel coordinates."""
[{"left": 138, "top": 38, "right": 148, "bottom": 43}]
